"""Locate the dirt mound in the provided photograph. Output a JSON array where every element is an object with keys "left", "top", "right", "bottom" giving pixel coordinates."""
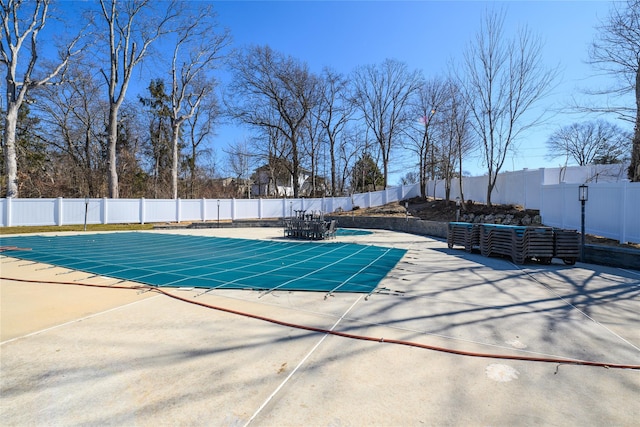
[{"left": 338, "top": 197, "right": 540, "bottom": 224}]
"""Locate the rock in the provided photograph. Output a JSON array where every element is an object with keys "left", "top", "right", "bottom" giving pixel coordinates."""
[{"left": 521, "top": 215, "right": 532, "bottom": 225}]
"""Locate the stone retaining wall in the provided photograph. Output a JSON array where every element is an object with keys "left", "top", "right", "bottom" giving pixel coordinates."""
[
  {"left": 326, "top": 215, "right": 448, "bottom": 239},
  {"left": 584, "top": 245, "right": 640, "bottom": 270}
]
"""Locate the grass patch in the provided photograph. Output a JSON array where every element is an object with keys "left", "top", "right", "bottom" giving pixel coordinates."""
[{"left": 0, "top": 223, "right": 155, "bottom": 235}]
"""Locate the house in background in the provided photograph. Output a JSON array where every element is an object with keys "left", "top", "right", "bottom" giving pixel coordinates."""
[{"left": 251, "top": 164, "right": 327, "bottom": 197}]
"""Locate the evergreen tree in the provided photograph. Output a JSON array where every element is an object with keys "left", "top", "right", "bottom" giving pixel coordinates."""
[{"left": 351, "top": 153, "right": 384, "bottom": 193}]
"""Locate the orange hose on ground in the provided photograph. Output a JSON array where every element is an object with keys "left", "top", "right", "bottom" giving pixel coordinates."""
[{"left": 2, "top": 276, "right": 639, "bottom": 370}]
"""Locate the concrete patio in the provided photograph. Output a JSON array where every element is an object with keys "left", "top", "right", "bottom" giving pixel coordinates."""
[{"left": 1, "top": 228, "right": 638, "bottom": 426}]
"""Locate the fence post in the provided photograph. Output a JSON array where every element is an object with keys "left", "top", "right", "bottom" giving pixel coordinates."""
[
  {"left": 201, "top": 198, "right": 206, "bottom": 222},
  {"left": 619, "top": 181, "right": 627, "bottom": 243},
  {"left": 6, "top": 197, "right": 12, "bottom": 227},
  {"left": 102, "top": 197, "right": 108, "bottom": 224},
  {"left": 562, "top": 183, "right": 569, "bottom": 229},
  {"left": 258, "top": 197, "right": 263, "bottom": 219},
  {"left": 140, "top": 198, "right": 146, "bottom": 224},
  {"left": 232, "top": 198, "right": 236, "bottom": 221},
  {"left": 539, "top": 183, "right": 545, "bottom": 224},
  {"left": 56, "top": 197, "right": 63, "bottom": 226}
]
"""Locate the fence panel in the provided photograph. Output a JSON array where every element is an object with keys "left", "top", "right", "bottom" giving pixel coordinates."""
[
  {"left": 261, "top": 199, "right": 284, "bottom": 219},
  {"left": 107, "top": 199, "right": 143, "bottom": 224},
  {"left": 352, "top": 193, "right": 367, "bottom": 209},
  {"left": 144, "top": 199, "right": 174, "bottom": 223},
  {"left": 211, "top": 199, "right": 232, "bottom": 221},
  {"left": 588, "top": 184, "right": 623, "bottom": 240},
  {"left": 403, "top": 183, "right": 421, "bottom": 199},
  {"left": 369, "top": 190, "right": 384, "bottom": 207},
  {"left": 623, "top": 182, "right": 640, "bottom": 243},
  {"left": 60, "top": 199, "right": 92, "bottom": 225},
  {"left": 233, "top": 199, "right": 259, "bottom": 220},
  {"left": 541, "top": 182, "right": 639, "bottom": 244},
  {"left": 12, "top": 198, "right": 58, "bottom": 226},
  {"left": 326, "top": 197, "right": 352, "bottom": 213},
  {"left": 178, "top": 199, "right": 202, "bottom": 222},
  {"left": 539, "top": 185, "right": 573, "bottom": 230}
]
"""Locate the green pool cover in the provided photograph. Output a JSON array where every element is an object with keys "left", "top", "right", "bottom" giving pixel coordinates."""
[
  {"left": 0, "top": 232, "right": 405, "bottom": 294},
  {"left": 335, "top": 228, "right": 373, "bottom": 236}
]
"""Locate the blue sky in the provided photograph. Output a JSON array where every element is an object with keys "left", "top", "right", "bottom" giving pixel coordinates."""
[
  {"left": 47, "top": 1, "right": 624, "bottom": 184},
  {"left": 206, "top": 0, "right": 623, "bottom": 181}
]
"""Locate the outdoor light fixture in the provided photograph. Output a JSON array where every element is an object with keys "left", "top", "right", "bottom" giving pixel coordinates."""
[
  {"left": 579, "top": 185, "right": 588, "bottom": 202},
  {"left": 455, "top": 197, "right": 461, "bottom": 222},
  {"left": 579, "top": 184, "right": 588, "bottom": 262},
  {"left": 217, "top": 199, "right": 220, "bottom": 228}
]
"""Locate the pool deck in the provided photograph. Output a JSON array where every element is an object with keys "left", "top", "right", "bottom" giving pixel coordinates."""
[{"left": 1, "top": 228, "right": 639, "bottom": 426}]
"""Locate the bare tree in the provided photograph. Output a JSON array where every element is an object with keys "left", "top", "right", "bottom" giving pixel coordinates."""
[
  {"left": 588, "top": 0, "right": 640, "bottom": 181},
  {"left": 96, "top": 0, "right": 177, "bottom": 198},
  {"left": 460, "top": 9, "right": 556, "bottom": 205},
  {"left": 225, "top": 139, "right": 259, "bottom": 198},
  {"left": 226, "top": 45, "right": 319, "bottom": 198},
  {"left": 316, "top": 68, "right": 353, "bottom": 196},
  {"left": 447, "top": 79, "right": 475, "bottom": 206},
  {"left": 404, "top": 77, "right": 448, "bottom": 197},
  {"left": 36, "top": 60, "right": 108, "bottom": 197},
  {"left": 438, "top": 79, "right": 475, "bottom": 203},
  {"left": 303, "top": 100, "right": 323, "bottom": 197},
  {"left": 1, "top": 0, "right": 83, "bottom": 197},
  {"left": 184, "top": 94, "right": 218, "bottom": 198},
  {"left": 166, "top": 5, "right": 229, "bottom": 199},
  {"left": 351, "top": 59, "right": 422, "bottom": 188},
  {"left": 546, "top": 120, "right": 631, "bottom": 166}
]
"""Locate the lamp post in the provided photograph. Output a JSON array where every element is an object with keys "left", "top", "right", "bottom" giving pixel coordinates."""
[
  {"left": 84, "top": 197, "right": 89, "bottom": 231},
  {"left": 455, "top": 197, "right": 461, "bottom": 222},
  {"left": 579, "top": 185, "right": 588, "bottom": 262},
  {"left": 217, "top": 199, "right": 220, "bottom": 228}
]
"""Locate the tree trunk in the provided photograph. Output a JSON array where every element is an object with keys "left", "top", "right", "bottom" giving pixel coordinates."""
[
  {"left": 330, "top": 142, "right": 336, "bottom": 196},
  {"left": 444, "top": 165, "right": 452, "bottom": 202},
  {"left": 382, "top": 152, "right": 389, "bottom": 189},
  {"left": 107, "top": 106, "right": 119, "bottom": 198},
  {"left": 458, "top": 143, "right": 466, "bottom": 209},
  {"left": 486, "top": 172, "right": 495, "bottom": 206},
  {"left": 291, "top": 134, "right": 300, "bottom": 198},
  {"left": 420, "top": 145, "right": 428, "bottom": 198},
  {"left": 171, "top": 122, "right": 180, "bottom": 199},
  {"left": 629, "top": 69, "right": 640, "bottom": 182},
  {"left": 3, "top": 104, "right": 19, "bottom": 198}
]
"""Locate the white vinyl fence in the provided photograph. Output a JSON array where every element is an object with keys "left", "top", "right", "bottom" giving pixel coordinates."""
[
  {"left": 541, "top": 182, "right": 640, "bottom": 245},
  {"left": 426, "top": 164, "right": 639, "bottom": 244},
  {"left": 2, "top": 170, "right": 638, "bottom": 244},
  {"left": 0, "top": 184, "right": 420, "bottom": 228},
  {"left": 425, "top": 163, "right": 631, "bottom": 210}
]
